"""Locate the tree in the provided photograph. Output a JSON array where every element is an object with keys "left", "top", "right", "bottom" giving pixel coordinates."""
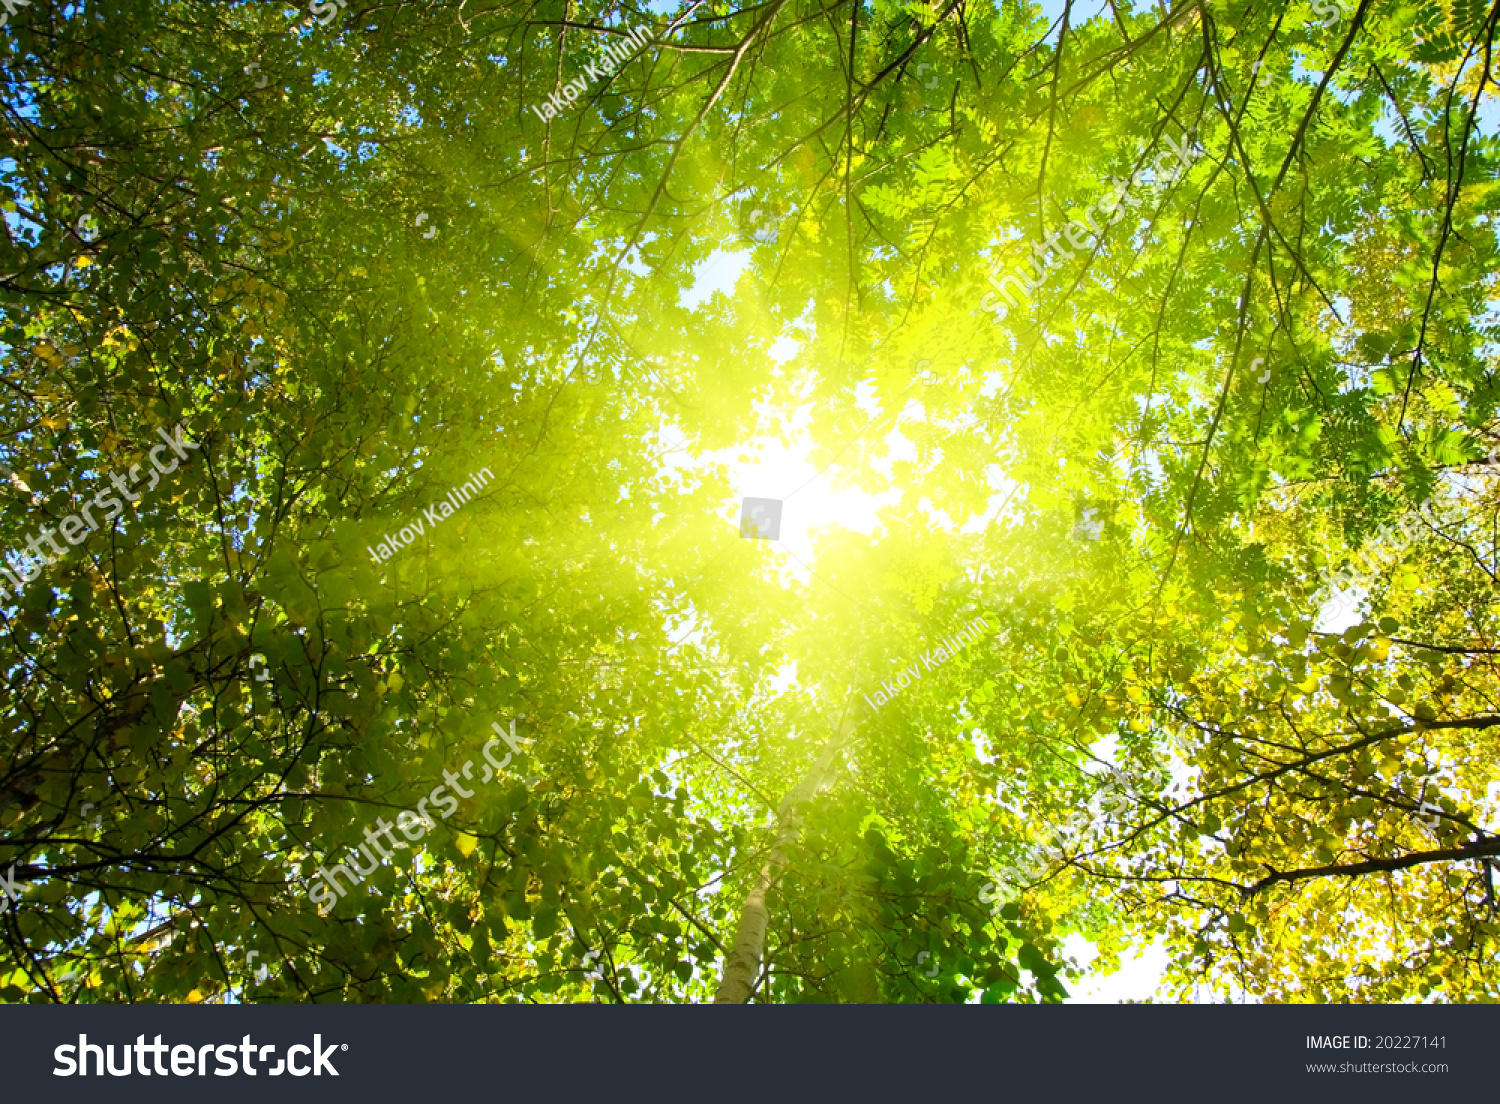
[{"left": 1, "top": 0, "right": 1498, "bottom": 1004}]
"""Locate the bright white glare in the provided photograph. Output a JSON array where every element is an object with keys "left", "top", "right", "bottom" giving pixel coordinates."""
[
  {"left": 1314, "top": 588, "right": 1364, "bottom": 634},
  {"left": 663, "top": 361, "right": 1018, "bottom": 591},
  {"left": 1063, "top": 934, "right": 1169, "bottom": 1003},
  {"left": 766, "top": 661, "right": 798, "bottom": 696},
  {"left": 709, "top": 390, "right": 1019, "bottom": 576},
  {"left": 766, "top": 335, "right": 801, "bottom": 362},
  {"left": 722, "top": 421, "right": 897, "bottom": 568}
]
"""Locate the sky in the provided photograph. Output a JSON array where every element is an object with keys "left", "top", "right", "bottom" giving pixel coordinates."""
[{"left": 1064, "top": 934, "right": 1173, "bottom": 1002}]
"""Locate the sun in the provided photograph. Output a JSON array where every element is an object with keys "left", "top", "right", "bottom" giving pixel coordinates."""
[
  {"left": 713, "top": 396, "right": 903, "bottom": 574},
  {"left": 732, "top": 436, "right": 893, "bottom": 550}
]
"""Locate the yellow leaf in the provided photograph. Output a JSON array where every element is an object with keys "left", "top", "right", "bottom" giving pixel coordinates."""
[{"left": 454, "top": 831, "right": 478, "bottom": 858}]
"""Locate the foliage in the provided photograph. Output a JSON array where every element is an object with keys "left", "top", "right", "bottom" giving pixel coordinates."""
[{"left": 0, "top": 0, "right": 1497, "bottom": 1003}]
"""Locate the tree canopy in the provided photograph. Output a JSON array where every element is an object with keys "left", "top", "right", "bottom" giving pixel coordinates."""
[{"left": 2, "top": 0, "right": 1499, "bottom": 1004}]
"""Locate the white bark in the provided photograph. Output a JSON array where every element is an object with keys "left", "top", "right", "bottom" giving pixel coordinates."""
[{"left": 713, "top": 711, "right": 856, "bottom": 1003}]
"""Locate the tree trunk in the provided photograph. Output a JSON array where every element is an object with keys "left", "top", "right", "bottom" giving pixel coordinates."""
[{"left": 713, "top": 709, "right": 856, "bottom": 1003}]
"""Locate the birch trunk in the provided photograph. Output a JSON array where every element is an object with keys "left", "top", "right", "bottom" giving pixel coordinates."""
[{"left": 713, "top": 711, "right": 856, "bottom": 1003}]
